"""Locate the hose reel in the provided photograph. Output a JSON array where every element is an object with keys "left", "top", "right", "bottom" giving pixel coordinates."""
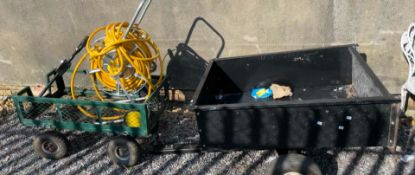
[{"left": 70, "top": 0, "right": 163, "bottom": 123}]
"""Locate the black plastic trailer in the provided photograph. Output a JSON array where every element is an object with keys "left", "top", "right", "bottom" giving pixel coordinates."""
[
  {"left": 190, "top": 44, "right": 401, "bottom": 151},
  {"left": 165, "top": 18, "right": 404, "bottom": 174}
]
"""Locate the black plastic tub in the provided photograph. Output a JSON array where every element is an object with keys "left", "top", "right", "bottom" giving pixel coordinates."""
[{"left": 191, "top": 44, "right": 401, "bottom": 150}]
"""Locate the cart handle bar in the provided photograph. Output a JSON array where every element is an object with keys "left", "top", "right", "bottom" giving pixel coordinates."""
[{"left": 184, "top": 17, "right": 225, "bottom": 58}]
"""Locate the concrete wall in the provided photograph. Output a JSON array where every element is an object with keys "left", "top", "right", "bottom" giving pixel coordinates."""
[{"left": 0, "top": 0, "right": 414, "bottom": 93}]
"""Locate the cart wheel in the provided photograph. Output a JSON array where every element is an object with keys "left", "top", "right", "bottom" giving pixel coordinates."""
[
  {"left": 32, "top": 131, "right": 69, "bottom": 160},
  {"left": 266, "top": 154, "right": 322, "bottom": 175},
  {"left": 107, "top": 136, "right": 140, "bottom": 167}
]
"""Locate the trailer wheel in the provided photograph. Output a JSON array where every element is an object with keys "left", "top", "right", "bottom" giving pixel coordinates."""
[
  {"left": 267, "top": 154, "right": 322, "bottom": 175},
  {"left": 32, "top": 131, "right": 69, "bottom": 160},
  {"left": 107, "top": 136, "right": 140, "bottom": 167}
]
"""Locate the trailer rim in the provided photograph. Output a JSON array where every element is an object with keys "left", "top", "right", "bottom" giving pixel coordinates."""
[{"left": 41, "top": 141, "right": 59, "bottom": 154}]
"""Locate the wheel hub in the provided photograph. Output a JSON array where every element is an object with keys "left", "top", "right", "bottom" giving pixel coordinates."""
[
  {"left": 41, "top": 141, "right": 58, "bottom": 154},
  {"left": 115, "top": 146, "right": 130, "bottom": 161}
]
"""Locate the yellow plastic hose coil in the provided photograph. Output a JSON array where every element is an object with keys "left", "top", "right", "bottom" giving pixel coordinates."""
[{"left": 70, "top": 22, "right": 163, "bottom": 121}]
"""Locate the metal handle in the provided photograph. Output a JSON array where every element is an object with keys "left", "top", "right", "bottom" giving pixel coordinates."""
[
  {"left": 184, "top": 17, "right": 225, "bottom": 58},
  {"left": 123, "top": 0, "right": 152, "bottom": 39},
  {"left": 16, "top": 86, "right": 33, "bottom": 96},
  {"left": 38, "top": 36, "right": 88, "bottom": 97},
  {"left": 69, "top": 35, "right": 89, "bottom": 62}
]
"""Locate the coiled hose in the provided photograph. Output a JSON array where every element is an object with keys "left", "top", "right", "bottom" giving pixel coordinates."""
[{"left": 70, "top": 22, "right": 163, "bottom": 121}]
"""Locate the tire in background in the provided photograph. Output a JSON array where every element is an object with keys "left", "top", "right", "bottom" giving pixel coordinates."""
[{"left": 266, "top": 153, "right": 322, "bottom": 175}]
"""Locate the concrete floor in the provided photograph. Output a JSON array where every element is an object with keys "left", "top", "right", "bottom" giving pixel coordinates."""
[{"left": 1, "top": 109, "right": 415, "bottom": 175}]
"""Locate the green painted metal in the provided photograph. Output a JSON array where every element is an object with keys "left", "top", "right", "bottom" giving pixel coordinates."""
[
  {"left": 13, "top": 95, "right": 147, "bottom": 109},
  {"left": 56, "top": 104, "right": 63, "bottom": 121},
  {"left": 20, "top": 118, "right": 147, "bottom": 136},
  {"left": 13, "top": 97, "right": 25, "bottom": 122},
  {"left": 11, "top": 81, "right": 165, "bottom": 137}
]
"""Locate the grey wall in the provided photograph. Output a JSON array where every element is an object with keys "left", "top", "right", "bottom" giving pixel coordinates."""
[{"left": 0, "top": 0, "right": 414, "bottom": 93}]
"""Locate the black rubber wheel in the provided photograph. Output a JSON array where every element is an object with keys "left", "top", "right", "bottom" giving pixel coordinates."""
[
  {"left": 267, "top": 154, "right": 322, "bottom": 175},
  {"left": 32, "top": 131, "right": 69, "bottom": 160},
  {"left": 107, "top": 136, "right": 140, "bottom": 167}
]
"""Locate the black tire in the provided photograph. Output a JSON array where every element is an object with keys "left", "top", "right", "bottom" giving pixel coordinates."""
[
  {"left": 267, "top": 154, "right": 322, "bottom": 175},
  {"left": 107, "top": 136, "right": 140, "bottom": 167},
  {"left": 32, "top": 131, "right": 69, "bottom": 160}
]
